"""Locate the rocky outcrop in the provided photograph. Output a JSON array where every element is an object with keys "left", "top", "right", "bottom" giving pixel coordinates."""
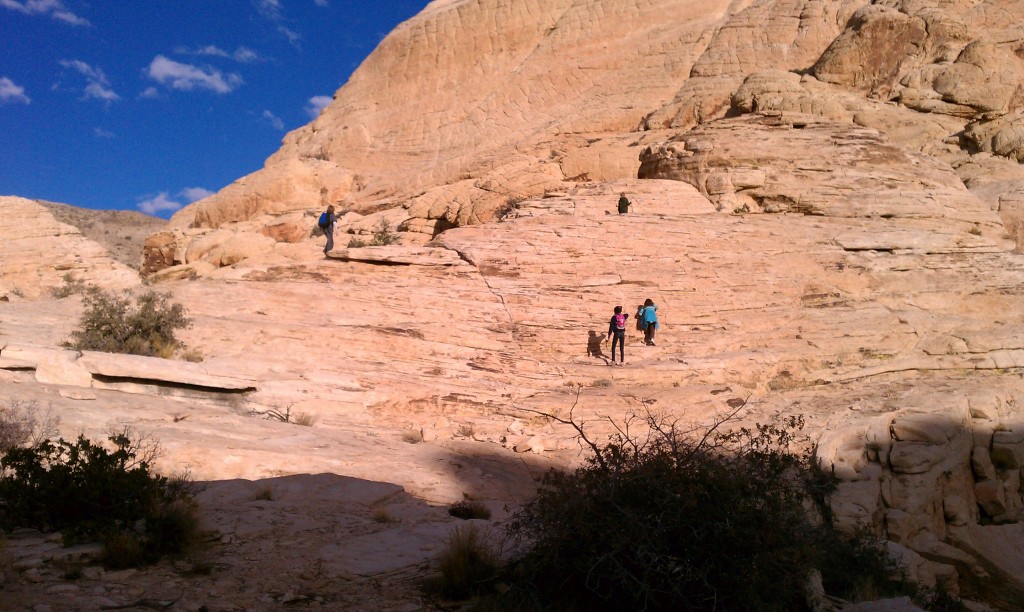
[
  {"left": 9, "top": 0, "right": 1024, "bottom": 607},
  {"left": 0, "top": 343, "right": 256, "bottom": 395},
  {"left": 0, "top": 197, "right": 140, "bottom": 299}
]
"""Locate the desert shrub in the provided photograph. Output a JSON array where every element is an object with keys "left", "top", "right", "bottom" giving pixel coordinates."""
[
  {"left": 370, "top": 219, "right": 400, "bottom": 246},
  {"left": 0, "top": 400, "right": 59, "bottom": 452},
  {"left": 428, "top": 524, "right": 501, "bottom": 600},
  {"left": 50, "top": 272, "right": 86, "bottom": 299},
  {"left": 65, "top": 286, "right": 192, "bottom": 357},
  {"left": 347, "top": 236, "right": 367, "bottom": 248},
  {"left": 448, "top": 500, "right": 492, "bottom": 521},
  {"left": 498, "top": 409, "right": 911, "bottom": 611},
  {"left": 0, "top": 430, "right": 199, "bottom": 566}
]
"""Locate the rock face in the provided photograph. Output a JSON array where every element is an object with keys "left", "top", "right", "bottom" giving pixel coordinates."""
[
  {"left": 6, "top": 0, "right": 1024, "bottom": 608},
  {"left": 0, "top": 197, "right": 141, "bottom": 299}
]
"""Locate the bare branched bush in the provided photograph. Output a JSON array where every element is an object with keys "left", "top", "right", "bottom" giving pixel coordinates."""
[{"left": 0, "top": 400, "right": 59, "bottom": 452}]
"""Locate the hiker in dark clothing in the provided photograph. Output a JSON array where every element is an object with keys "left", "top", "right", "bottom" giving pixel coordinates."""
[
  {"left": 321, "top": 204, "right": 337, "bottom": 255},
  {"left": 617, "top": 193, "right": 631, "bottom": 214},
  {"left": 607, "top": 305, "right": 629, "bottom": 365}
]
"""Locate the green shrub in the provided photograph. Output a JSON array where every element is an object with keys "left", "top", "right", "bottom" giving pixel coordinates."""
[
  {"left": 370, "top": 219, "right": 400, "bottom": 246},
  {"left": 498, "top": 410, "right": 912, "bottom": 611},
  {"left": 0, "top": 430, "right": 199, "bottom": 566},
  {"left": 347, "top": 236, "right": 367, "bottom": 248},
  {"left": 65, "top": 286, "right": 192, "bottom": 357}
]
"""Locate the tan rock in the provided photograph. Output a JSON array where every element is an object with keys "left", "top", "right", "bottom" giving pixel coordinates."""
[{"left": 0, "top": 197, "right": 140, "bottom": 298}]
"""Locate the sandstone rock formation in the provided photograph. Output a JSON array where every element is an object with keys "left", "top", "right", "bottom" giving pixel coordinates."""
[
  {"left": 4, "top": 0, "right": 1024, "bottom": 608},
  {"left": 0, "top": 197, "right": 141, "bottom": 300}
]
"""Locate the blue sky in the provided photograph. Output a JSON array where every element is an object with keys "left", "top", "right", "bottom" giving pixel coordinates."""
[{"left": 0, "top": 0, "right": 429, "bottom": 217}]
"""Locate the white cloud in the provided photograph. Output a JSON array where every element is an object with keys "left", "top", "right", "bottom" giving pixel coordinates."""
[
  {"left": 59, "top": 59, "right": 119, "bottom": 102},
  {"left": 179, "top": 45, "right": 264, "bottom": 63},
  {"left": 0, "top": 76, "right": 30, "bottom": 104},
  {"left": 0, "top": 0, "right": 89, "bottom": 26},
  {"left": 93, "top": 127, "right": 114, "bottom": 138},
  {"left": 305, "top": 95, "right": 332, "bottom": 119},
  {"left": 137, "top": 192, "right": 183, "bottom": 216},
  {"left": 255, "top": 0, "right": 301, "bottom": 46},
  {"left": 232, "top": 47, "right": 263, "bottom": 63},
  {"left": 262, "top": 110, "right": 285, "bottom": 131},
  {"left": 139, "top": 86, "right": 161, "bottom": 99},
  {"left": 180, "top": 187, "right": 213, "bottom": 203},
  {"left": 314, "top": 0, "right": 328, "bottom": 6},
  {"left": 138, "top": 187, "right": 214, "bottom": 215},
  {"left": 146, "top": 56, "right": 243, "bottom": 94}
]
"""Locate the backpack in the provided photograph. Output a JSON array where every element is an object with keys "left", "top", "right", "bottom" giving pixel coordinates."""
[
  {"left": 318, "top": 212, "right": 330, "bottom": 229},
  {"left": 614, "top": 313, "right": 627, "bottom": 330}
]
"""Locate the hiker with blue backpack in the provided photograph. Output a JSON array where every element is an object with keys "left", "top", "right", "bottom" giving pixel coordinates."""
[
  {"left": 606, "top": 305, "right": 629, "bottom": 365},
  {"left": 318, "top": 205, "right": 337, "bottom": 255},
  {"left": 640, "top": 298, "right": 659, "bottom": 346}
]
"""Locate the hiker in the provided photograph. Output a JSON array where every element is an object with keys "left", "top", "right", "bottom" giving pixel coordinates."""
[
  {"left": 641, "top": 298, "right": 659, "bottom": 346},
  {"left": 606, "top": 305, "right": 629, "bottom": 365},
  {"left": 617, "top": 192, "right": 631, "bottom": 214},
  {"left": 319, "top": 204, "right": 337, "bottom": 255}
]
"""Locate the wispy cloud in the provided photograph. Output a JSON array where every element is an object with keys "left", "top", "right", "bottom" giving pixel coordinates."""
[
  {"left": 181, "top": 187, "right": 213, "bottom": 202},
  {"left": 255, "top": 0, "right": 301, "bottom": 46},
  {"left": 0, "top": 76, "right": 31, "bottom": 104},
  {"left": 262, "top": 110, "right": 285, "bottom": 131},
  {"left": 139, "top": 86, "right": 161, "bottom": 99},
  {"left": 137, "top": 187, "right": 212, "bottom": 216},
  {"left": 177, "top": 45, "right": 265, "bottom": 64},
  {"left": 146, "top": 56, "right": 243, "bottom": 94},
  {"left": 0, "top": 0, "right": 89, "bottom": 26},
  {"left": 137, "top": 192, "right": 183, "bottom": 216},
  {"left": 305, "top": 95, "right": 332, "bottom": 119},
  {"left": 313, "top": 0, "right": 328, "bottom": 6},
  {"left": 94, "top": 127, "right": 114, "bottom": 139},
  {"left": 59, "top": 59, "right": 119, "bottom": 103}
]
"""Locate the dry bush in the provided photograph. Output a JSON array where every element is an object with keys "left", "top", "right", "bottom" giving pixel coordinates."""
[
  {"left": 429, "top": 524, "right": 501, "bottom": 600},
  {"left": 0, "top": 399, "right": 59, "bottom": 452},
  {"left": 448, "top": 500, "right": 491, "bottom": 521},
  {"left": 293, "top": 412, "right": 318, "bottom": 427}
]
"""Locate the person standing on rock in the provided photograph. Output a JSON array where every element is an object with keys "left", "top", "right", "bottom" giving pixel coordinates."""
[
  {"left": 617, "top": 192, "right": 631, "bottom": 214},
  {"left": 607, "top": 305, "right": 629, "bottom": 365},
  {"left": 641, "top": 298, "right": 659, "bottom": 346},
  {"left": 320, "top": 204, "right": 337, "bottom": 255}
]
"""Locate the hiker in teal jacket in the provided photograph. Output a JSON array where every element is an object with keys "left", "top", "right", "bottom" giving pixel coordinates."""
[{"left": 641, "top": 298, "right": 658, "bottom": 346}]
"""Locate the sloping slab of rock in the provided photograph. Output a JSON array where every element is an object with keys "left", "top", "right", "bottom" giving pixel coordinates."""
[
  {"left": 77, "top": 351, "right": 257, "bottom": 392},
  {"left": 327, "top": 245, "right": 467, "bottom": 266},
  {"left": 833, "top": 226, "right": 1001, "bottom": 254}
]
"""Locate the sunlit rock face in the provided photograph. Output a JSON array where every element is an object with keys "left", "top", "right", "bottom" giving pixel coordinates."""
[{"left": 4, "top": 0, "right": 1024, "bottom": 607}]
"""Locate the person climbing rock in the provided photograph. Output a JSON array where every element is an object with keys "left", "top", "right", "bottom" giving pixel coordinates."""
[
  {"left": 617, "top": 192, "right": 631, "bottom": 214},
  {"left": 641, "top": 298, "right": 659, "bottom": 346},
  {"left": 319, "top": 204, "right": 337, "bottom": 255},
  {"left": 607, "top": 305, "right": 629, "bottom": 365}
]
